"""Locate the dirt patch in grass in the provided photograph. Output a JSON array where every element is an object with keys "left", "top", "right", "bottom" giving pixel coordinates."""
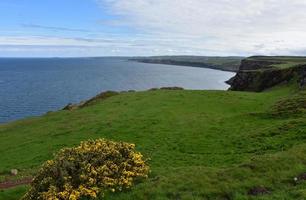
[
  {"left": 0, "top": 177, "right": 32, "bottom": 189},
  {"left": 248, "top": 186, "right": 270, "bottom": 196}
]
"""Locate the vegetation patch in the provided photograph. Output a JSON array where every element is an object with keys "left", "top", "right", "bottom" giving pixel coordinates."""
[
  {"left": 270, "top": 91, "right": 306, "bottom": 116},
  {"left": 63, "top": 91, "right": 120, "bottom": 111},
  {"left": 21, "top": 139, "right": 149, "bottom": 200}
]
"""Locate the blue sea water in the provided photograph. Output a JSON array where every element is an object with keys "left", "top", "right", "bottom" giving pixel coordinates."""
[{"left": 0, "top": 57, "right": 235, "bottom": 123}]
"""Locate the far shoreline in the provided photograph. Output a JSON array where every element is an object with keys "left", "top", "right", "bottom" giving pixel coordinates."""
[
  {"left": 129, "top": 56, "right": 243, "bottom": 72},
  {"left": 130, "top": 59, "right": 237, "bottom": 72}
]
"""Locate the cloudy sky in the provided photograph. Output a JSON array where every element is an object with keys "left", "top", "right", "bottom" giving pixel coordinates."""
[{"left": 1, "top": 0, "right": 306, "bottom": 57}]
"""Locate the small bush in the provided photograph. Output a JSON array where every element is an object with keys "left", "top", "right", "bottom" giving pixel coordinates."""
[{"left": 22, "top": 139, "right": 150, "bottom": 200}]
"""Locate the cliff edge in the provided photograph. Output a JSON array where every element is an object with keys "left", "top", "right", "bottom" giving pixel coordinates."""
[{"left": 228, "top": 56, "right": 306, "bottom": 92}]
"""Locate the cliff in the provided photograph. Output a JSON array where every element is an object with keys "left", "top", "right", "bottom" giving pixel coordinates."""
[{"left": 228, "top": 56, "right": 306, "bottom": 92}]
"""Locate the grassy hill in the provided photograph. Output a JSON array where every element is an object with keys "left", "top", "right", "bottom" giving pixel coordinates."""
[{"left": 1, "top": 78, "right": 306, "bottom": 199}]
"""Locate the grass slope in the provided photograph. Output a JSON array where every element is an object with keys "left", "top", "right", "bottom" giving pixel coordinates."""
[{"left": 1, "top": 82, "right": 306, "bottom": 199}]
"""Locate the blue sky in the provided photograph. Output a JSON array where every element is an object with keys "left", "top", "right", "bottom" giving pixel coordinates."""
[
  {"left": 1, "top": 0, "right": 306, "bottom": 57},
  {"left": 0, "top": 0, "right": 140, "bottom": 57}
]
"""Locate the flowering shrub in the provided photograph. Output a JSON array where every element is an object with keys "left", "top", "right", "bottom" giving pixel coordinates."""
[{"left": 22, "top": 139, "right": 150, "bottom": 200}]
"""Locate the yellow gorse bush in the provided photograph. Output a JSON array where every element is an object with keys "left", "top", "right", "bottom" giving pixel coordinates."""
[{"left": 22, "top": 139, "right": 150, "bottom": 200}]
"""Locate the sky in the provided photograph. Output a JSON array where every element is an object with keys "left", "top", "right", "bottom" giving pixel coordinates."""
[{"left": 1, "top": 0, "right": 306, "bottom": 57}]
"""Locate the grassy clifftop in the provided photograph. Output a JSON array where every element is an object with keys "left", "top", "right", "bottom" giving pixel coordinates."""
[
  {"left": 228, "top": 56, "right": 306, "bottom": 92},
  {"left": 1, "top": 79, "right": 306, "bottom": 199},
  {"left": 246, "top": 56, "right": 306, "bottom": 69}
]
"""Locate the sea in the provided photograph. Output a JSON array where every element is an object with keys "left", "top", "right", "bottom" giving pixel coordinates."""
[{"left": 0, "top": 57, "right": 235, "bottom": 123}]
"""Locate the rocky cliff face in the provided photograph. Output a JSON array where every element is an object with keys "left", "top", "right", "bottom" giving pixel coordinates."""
[{"left": 228, "top": 59, "right": 306, "bottom": 92}]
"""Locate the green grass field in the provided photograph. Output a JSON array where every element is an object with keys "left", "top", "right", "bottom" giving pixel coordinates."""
[{"left": 1, "top": 80, "right": 306, "bottom": 199}]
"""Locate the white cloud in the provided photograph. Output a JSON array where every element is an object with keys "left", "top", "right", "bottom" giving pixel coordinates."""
[
  {"left": 100, "top": 0, "right": 306, "bottom": 56},
  {"left": 0, "top": 35, "right": 205, "bottom": 57},
  {"left": 2, "top": 1, "right": 306, "bottom": 56}
]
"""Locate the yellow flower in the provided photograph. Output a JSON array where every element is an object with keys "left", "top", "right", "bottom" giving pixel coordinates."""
[{"left": 22, "top": 138, "right": 149, "bottom": 200}]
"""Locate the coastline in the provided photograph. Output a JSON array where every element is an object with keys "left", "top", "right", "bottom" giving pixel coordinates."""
[{"left": 129, "top": 57, "right": 242, "bottom": 72}]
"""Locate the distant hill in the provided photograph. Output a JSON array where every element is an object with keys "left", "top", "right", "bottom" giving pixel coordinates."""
[{"left": 130, "top": 56, "right": 244, "bottom": 72}]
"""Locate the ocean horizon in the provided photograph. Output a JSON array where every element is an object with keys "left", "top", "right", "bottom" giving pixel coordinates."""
[{"left": 0, "top": 57, "right": 234, "bottom": 123}]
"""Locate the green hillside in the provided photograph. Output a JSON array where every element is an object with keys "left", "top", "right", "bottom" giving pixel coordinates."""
[{"left": 1, "top": 79, "right": 306, "bottom": 199}]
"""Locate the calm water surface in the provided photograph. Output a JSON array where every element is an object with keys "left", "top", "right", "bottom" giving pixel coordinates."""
[{"left": 0, "top": 57, "right": 235, "bottom": 123}]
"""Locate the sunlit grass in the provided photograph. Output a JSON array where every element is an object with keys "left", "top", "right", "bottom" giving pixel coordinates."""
[{"left": 1, "top": 81, "right": 306, "bottom": 199}]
